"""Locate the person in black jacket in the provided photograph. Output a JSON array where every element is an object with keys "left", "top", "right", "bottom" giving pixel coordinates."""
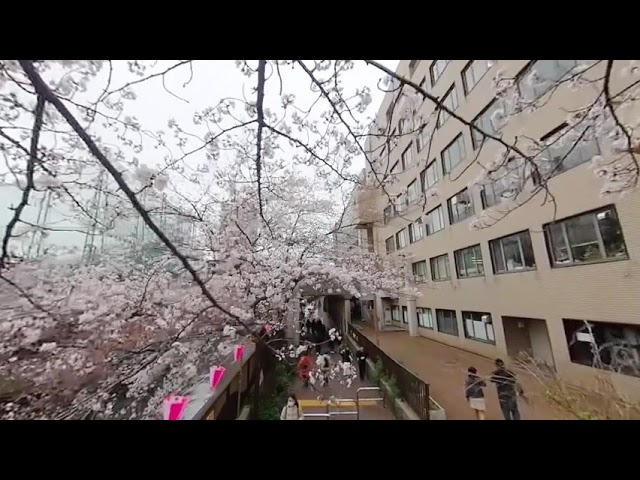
[
  {"left": 491, "top": 358, "right": 524, "bottom": 420},
  {"left": 355, "top": 346, "right": 368, "bottom": 381},
  {"left": 464, "top": 366, "right": 486, "bottom": 420}
]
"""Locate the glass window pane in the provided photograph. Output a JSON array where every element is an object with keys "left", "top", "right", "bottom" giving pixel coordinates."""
[
  {"left": 597, "top": 209, "right": 628, "bottom": 259},
  {"left": 491, "top": 240, "right": 505, "bottom": 272},
  {"left": 548, "top": 223, "right": 570, "bottom": 264},
  {"left": 565, "top": 215, "right": 601, "bottom": 262},
  {"left": 502, "top": 237, "right": 523, "bottom": 270}
]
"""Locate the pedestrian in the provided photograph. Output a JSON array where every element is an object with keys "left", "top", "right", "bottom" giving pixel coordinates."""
[
  {"left": 316, "top": 352, "right": 331, "bottom": 386},
  {"left": 280, "top": 394, "right": 304, "bottom": 420},
  {"left": 491, "top": 358, "right": 525, "bottom": 420},
  {"left": 338, "top": 344, "right": 353, "bottom": 376},
  {"left": 339, "top": 344, "right": 352, "bottom": 364},
  {"left": 355, "top": 346, "right": 368, "bottom": 381},
  {"left": 464, "top": 366, "right": 486, "bottom": 420},
  {"left": 328, "top": 327, "right": 338, "bottom": 353},
  {"left": 297, "top": 349, "right": 313, "bottom": 388}
]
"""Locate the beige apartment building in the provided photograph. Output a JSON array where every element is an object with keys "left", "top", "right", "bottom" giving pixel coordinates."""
[{"left": 357, "top": 60, "right": 640, "bottom": 395}]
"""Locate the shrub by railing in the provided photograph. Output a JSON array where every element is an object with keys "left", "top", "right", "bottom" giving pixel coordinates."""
[{"left": 349, "top": 324, "right": 430, "bottom": 420}]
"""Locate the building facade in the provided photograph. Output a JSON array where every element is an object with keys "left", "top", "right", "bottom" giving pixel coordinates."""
[{"left": 362, "top": 60, "right": 640, "bottom": 395}]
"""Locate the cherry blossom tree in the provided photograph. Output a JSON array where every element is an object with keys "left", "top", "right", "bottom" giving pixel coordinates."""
[{"left": 1, "top": 59, "right": 636, "bottom": 419}]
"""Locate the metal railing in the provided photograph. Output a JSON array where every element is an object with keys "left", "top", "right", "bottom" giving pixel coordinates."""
[
  {"left": 356, "top": 386, "right": 384, "bottom": 420},
  {"left": 349, "top": 324, "right": 431, "bottom": 420}
]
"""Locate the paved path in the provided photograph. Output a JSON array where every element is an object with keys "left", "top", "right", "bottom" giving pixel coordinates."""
[
  {"left": 355, "top": 324, "right": 569, "bottom": 420},
  {"left": 292, "top": 353, "right": 395, "bottom": 420}
]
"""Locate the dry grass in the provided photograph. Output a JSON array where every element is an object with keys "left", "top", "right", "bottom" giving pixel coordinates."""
[{"left": 516, "top": 356, "right": 640, "bottom": 420}]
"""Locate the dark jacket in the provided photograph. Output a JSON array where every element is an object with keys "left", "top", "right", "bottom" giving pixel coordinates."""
[
  {"left": 339, "top": 348, "right": 352, "bottom": 363},
  {"left": 491, "top": 367, "right": 522, "bottom": 401},
  {"left": 465, "top": 374, "right": 486, "bottom": 399},
  {"left": 356, "top": 350, "right": 368, "bottom": 363}
]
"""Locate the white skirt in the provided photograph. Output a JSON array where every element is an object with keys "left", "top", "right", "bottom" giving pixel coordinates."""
[{"left": 469, "top": 397, "right": 486, "bottom": 411}]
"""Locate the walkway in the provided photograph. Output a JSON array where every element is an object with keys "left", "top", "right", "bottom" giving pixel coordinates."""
[
  {"left": 355, "top": 324, "right": 569, "bottom": 420},
  {"left": 292, "top": 353, "right": 395, "bottom": 420}
]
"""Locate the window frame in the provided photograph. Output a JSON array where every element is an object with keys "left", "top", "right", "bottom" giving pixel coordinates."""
[
  {"left": 395, "top": 228, "right": 409, "bottom": 250},
  {"left": 430, "top": 60, "right": 450, "bottom": 87},
  {"left": 430, "top": 253, "right": 451, "bottom": 282},
  {"left": 436, "top": 83, "right": 459, "bottom": 128},
  {"left": 447, "top": 188, "right": 475, "bottom": 225},
  {"left": 461, "top": 60, "right": 493, "bottom": 95},
  {"left": 454, "top": 244, "right": 485, "bottom": 278},
  {"left": 385, "top": 235, "right": 396, "bottom": 254},
  {"left": 471, "top": 99, "right": 505, "bottom": 150},
  {"left": 435, "top": 308, "right": 459, "bottom": 336},
  {"left": 417, "top": 307, "right": 434, "bottom": 329},
  {"left": 420, "top": 160, "right": 440, "bottom": 192},
  {"left": 462, "top": 311, "right": 496, "bottom": 344},
  {"left": 543, "top": 205, "right": 629, "bottom": 268},
  {"left": 441, "top": 133, "right": 467, "bottom": 174},
  {"left": 411, "top": 259, "right": 428, "bottom": 282},
  {"left": 408, "top": 220, "right": 425, "bottom": 244},
  {"left": 489, "top": 230, "right": 537, "bottom": 274},
  {"left": 424, "top": 205, "right": 445, "bottom": 236},
  {"left": 401, "top": 142, "right": 414, "bottom": 170}
]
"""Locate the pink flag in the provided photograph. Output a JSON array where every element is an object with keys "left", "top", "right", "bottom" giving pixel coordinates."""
[
  {"left": 210, "top": 366, "right": 226, "bottom": 389},
  {"left": 234, "top": 344, "right": 246, "bottom": 362},
  {"left": 163, "top": 395, "right": 189, "bottom": 421}
]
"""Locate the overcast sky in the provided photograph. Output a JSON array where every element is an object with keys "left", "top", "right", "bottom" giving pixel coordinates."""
[{"left": 0, "top": 60, "right": 400, "bottom": 249}]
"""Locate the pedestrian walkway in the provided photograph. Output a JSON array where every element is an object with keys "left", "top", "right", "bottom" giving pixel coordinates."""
[
  {"left": 355, "top": 324, "right": 569, "bottom": 420},
  {"left": 292, "top": 353, "right": 395, "bottom": 420}
]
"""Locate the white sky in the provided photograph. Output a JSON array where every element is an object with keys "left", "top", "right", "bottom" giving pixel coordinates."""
[{"left": 1, "top": 60, "right": 399, "bottom": 247}]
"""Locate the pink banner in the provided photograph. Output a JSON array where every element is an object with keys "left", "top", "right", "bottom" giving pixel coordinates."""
[
  {"left": 234, "top": 344, "right": 246, "bottom": 362},
  {"left": 210, "top": 366, "right": 226, "bottom": 389},
  {"left": 163, "top": 395, "right": 189, "bottom": 421}
]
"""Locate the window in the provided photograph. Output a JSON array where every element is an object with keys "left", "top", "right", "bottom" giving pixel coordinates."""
[
  {"left": 424, "top": 205, "right": 445, "bottom": 236},
  {"left": 401, "top": 143, "right": 414, "bottom": 170},
  {"left": 430, "top": 60, "right": 450, "bottom": 86},
  {"left": 518, "top": 60, "right": 577, "bottom": 101},
  {"left": 436, "top": 84, "right": 459, "bottom": 128},
  {"left": 409, "top": 60, "right": 420, "bottom": 76},
  {"left": 408, "top": 220, "right": 424, "bottom": 243},
  {"left": 441, "top": 134, "right": 467, "bottom": 174},
  {"left": 385, "top": 236, "right": 395, "bottom": 254},
  {"left": 391, "top": 160, "right": 401, "bottom": 175},
  {"left": 402, "top": 306, "right": 409, "bottom": 324},
  {"left": 490, "top": 231, "right": 536, "bottom": 274},
  {"left": 544, "top": 206, "right": 629, "bottom": 267},
  {"left": 383, "top": 204, "right": 394, "bottom": 224},
  {"left": 454, "top": 244, "right": 485, "bottom": 278},
  {"left": 563, "top": 318, "right": 640, "bottom": 378},
  {"left": 395, "top": 228, "right": 408, "bottom": 250},
  {"left": 462, "top": 60, "right": 493, "bottom": 94},
  {"left": 462, "top": 311, "right": 495, "bottom": 343},
  {"left": 480, "top": 157, "right": 524, "bottom": 208},
  {"left": 391, "top": 306, "right": 401, "bottom": 322},
  {"left": 395, "top": 193, "right": 407, "bottom": 214},
  {"left": 545, "top": 126, "right": 601, "bottom": 177},
  {"left": 419, "top": 76, "right": 427, "bottom": 92},
  {"left": 416, "top": 127, "right": 425, "bottom": 152},
  {"left": 398, "top": 118, "right": 406, "bottom": 135},
  {"left": 436, "top": 309, "right": 458, "bottom": 336},
  {"left": 471, "top": 100, "right": 505, "bottom": 149},
  {"left": 385, "top": 103, "right": 394, "bottom": 127},
  {"left": 420, "top": 161, "right": 439, "bottom": 192},
  {"left": 412, "top": 260, "right": 428, "bottom": 282},
  {"left": 407, "top": 179, "right": 420, "bottom": 205},
  {"left": 430, "top": 253, "right": 450, "bottom": 281},
  {"left": 417, "top": 307, "right": 434, "bottom": 329},
  {"left": 448, "top": 188, "right": 474, "bottom": 225}
]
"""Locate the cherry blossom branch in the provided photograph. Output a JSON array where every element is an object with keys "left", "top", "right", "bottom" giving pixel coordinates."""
[
  {"left": 103, "top": 60, "right": 192, "bottom": 99},
  {"left": 0, "top": 94, "right": 45, "bottom": 270},
  {"left": 18, "top": 60, "right": 239, "bottom": 322},
  {"left": 254, "top": 60, "right": 269, "bottom": 226},
  {"left": 603, "top": 60, "right": 640, "bottom": 187}
]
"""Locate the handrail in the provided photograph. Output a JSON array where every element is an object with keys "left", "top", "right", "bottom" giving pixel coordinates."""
[
  {"left": 304, "top": 413, "right": 330, "bottom": 419},
  {"left": 356, "top": 386, "right": 385, "bottom": 420}
]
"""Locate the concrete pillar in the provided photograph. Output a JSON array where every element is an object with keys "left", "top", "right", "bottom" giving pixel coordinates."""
[
  {"left": 375, "top": 295, "right": 385, "bottom": 331},
  {"left": 407, "top": 298, "right": 418, "bottom": 337},
  {"left": 343, "top": 298, "right": 351, "bottom": 333}
]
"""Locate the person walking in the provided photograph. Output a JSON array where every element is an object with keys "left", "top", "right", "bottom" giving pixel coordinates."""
[
  {"left": 280, "top": 394, "right": 304, "bottom": 420},
  {"left": 316, "top": 352, "right": 331, "bottom": 386},
  {"left": 355, "top": 346, "right": 368, "bottom": 381},
  {"left": 464, "top": 366, "right": 487, "bottom": 420},
  {"left": 338, "top": 344, "right": 353, "bottom": 376},
  {"left": 297, "top": 350, "right": 313, "bottom": 388},
  {"left": 491, "top": 358, "right": 525, "bottom": 420}
]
